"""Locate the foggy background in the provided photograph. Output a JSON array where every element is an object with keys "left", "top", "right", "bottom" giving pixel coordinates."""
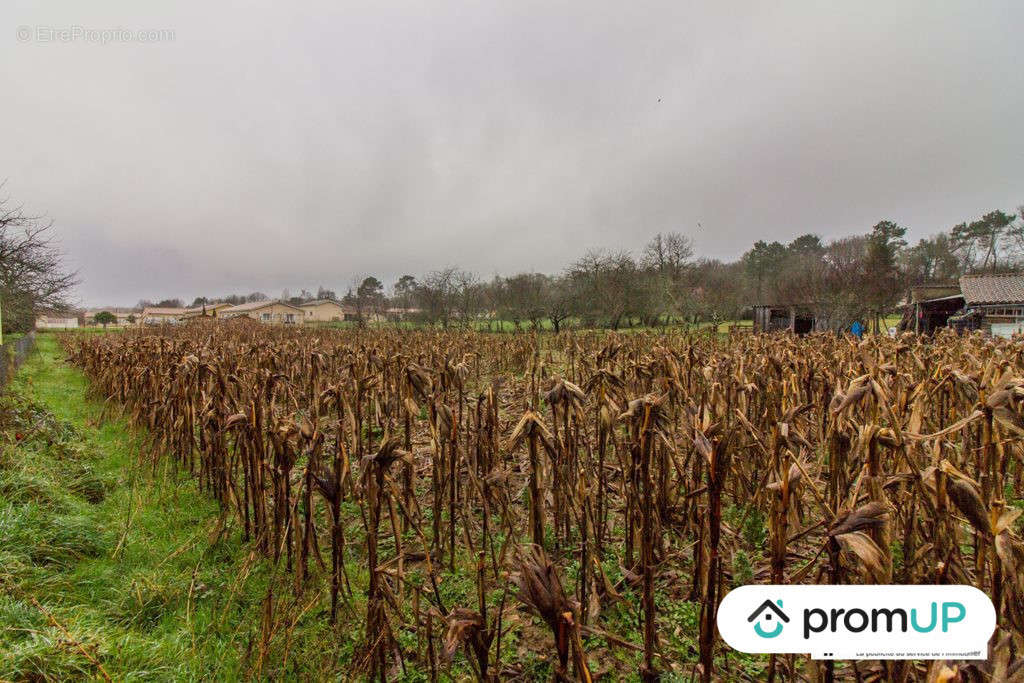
[{"left": 2, "top": 1, "right": 1022, "bottom": 306}]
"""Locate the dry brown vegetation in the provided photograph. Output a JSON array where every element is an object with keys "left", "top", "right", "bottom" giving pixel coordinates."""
[{"left": 64, "top": 325, "right": 1024, "bottom": 681}]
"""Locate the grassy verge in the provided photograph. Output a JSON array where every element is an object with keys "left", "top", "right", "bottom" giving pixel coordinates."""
[{"left": 0, "top": 336, "right": 346, "bottom": 680}]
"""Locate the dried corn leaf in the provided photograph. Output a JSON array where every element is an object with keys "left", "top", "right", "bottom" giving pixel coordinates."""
[{"left": 835, "top": 531, "right": 887, "bottom": 583}]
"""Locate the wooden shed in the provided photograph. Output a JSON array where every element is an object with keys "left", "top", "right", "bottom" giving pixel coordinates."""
[{"left": 751, "top": 304, "right": 820, "bottom": 334}]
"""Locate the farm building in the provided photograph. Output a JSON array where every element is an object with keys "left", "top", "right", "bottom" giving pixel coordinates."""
[
  {"left": 950, "top": 273, "right": 1024, "bottom": 337},
  {"left": 298, "top": 299, "right": 353, "bottom": 322},
  {"left": 751, "top": 304, "right": 822, "bottom": 334},
  {"left": 222, "top": 300, "right": 304, "bottom": 324},
  {"left": 903, "top": 283, "right": 964, "bottom": 334},
  {"left": 139, "top": 307, "right": 186, "bottom": 325},
  {"left": 35, "top": 315, "right": 79, "bottom": 329}
]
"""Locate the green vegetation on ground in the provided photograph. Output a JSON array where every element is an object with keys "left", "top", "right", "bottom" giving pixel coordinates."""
[{"left": 0, "top": 336, "right": 347, "bottom": 679}]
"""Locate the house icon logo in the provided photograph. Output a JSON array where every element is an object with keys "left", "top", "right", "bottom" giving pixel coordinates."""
[{"left": 748, "top": 599, "right": 789, "bottom": 638}]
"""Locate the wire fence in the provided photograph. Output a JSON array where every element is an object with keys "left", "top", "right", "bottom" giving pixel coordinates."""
[{"left": 0, "top": 332, "right": 37, "bottom": 392}]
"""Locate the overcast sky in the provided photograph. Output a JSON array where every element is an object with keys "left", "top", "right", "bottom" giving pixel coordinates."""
[{"left": 2, "top": 2, "right": 1022, "bottom": 306}]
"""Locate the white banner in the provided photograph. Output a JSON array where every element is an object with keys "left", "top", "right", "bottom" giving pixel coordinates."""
[{"left": 717, "top": 585, "right": 995, "bottom": 660}]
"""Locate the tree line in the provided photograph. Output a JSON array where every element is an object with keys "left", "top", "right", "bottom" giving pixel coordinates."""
[
  {"left": 353, "top": 203, "right": 1024, "bottom": 330},
  {"left": 3, "top": 186, "right": 1023, "bottom": 334},
  {"left": 108, "top": 203, "right": 1024, "bottom": 332}
]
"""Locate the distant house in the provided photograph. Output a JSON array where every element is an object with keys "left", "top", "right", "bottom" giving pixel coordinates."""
[
  {"left": 951, "top": 273, "right": 1024, "bottom": 337},
  {"left": 139, "top": 307, "right": 187, "bottom": 325},
  {"left": 222, "top": 300, "right": 304, "bottom": 324},
  {"left": 35, "top": 315, "right": 79, "bottom": 330},
  {"left": 181, "top": 302, "right": 233, "bottom": 320},
  {"left": 298, "top": 299, "right": 352, "bottom": 323}
]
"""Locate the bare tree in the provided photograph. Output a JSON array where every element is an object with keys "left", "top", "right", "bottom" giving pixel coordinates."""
[
  {"left": 0, "top": 195, "right": 78, "bottom": 333},
  {"left": 415, "top": 267, "right": 462, "bottom": 328},
  {"left": 500, "top": 273, "right": 548, "bottom": 330},
  {"left": 640, "top": 232, "right": 695, "bottom": 324},
  {"left": 544, "top": 275, "right": 573, "bottom": 333},
  {"left": 567, "top": 249, "right": 644, "bottom": 329},
  {"left": 641, "top": 232, "right": 693, "bottom": 279},
  {"left": 684, "top": 259, "right": 746, "bottom": 325},
  {"left": 451, "top": 269, "right": 483, "bottom": 328}
]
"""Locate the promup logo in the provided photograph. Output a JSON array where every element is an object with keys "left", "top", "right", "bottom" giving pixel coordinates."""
[
  {"left": 718, "top": 585, "right": 995, "bottom": 660},
  {"left": 748, "top": 599, "right": 789, "bottom": 638}
]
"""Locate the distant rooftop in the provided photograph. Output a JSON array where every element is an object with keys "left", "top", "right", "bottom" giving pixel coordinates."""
[
  {"left": 183, "top": 302, "right": 232, "bottom": 314},
  {"left": 224, "top": 299, "right": 301, "bottom": 312},
  {"left": 960, "top": 273, "right": 1024, "bottom": 305},
  {"left": 298, "top": 299, "right": 346, "bottom": 307},
  {"left": 85, "top": 307, "right": 137, "bottom": 315},
  {"left": 141, "top": 307, "right": 186, "bottom": 315}
]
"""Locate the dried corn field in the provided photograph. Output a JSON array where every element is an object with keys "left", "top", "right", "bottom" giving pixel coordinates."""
[{"left": 64, "top": 325, "right": 1024, "bottom": 682}]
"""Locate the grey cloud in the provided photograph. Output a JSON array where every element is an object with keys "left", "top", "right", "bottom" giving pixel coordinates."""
[{"left": 1, "top": 1, "right": 1022, "bottom": 306}]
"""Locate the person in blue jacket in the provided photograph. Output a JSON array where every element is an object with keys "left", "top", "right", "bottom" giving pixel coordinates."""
[{"left": 850, "top": 320, "right": 864, "bottom": 339}]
